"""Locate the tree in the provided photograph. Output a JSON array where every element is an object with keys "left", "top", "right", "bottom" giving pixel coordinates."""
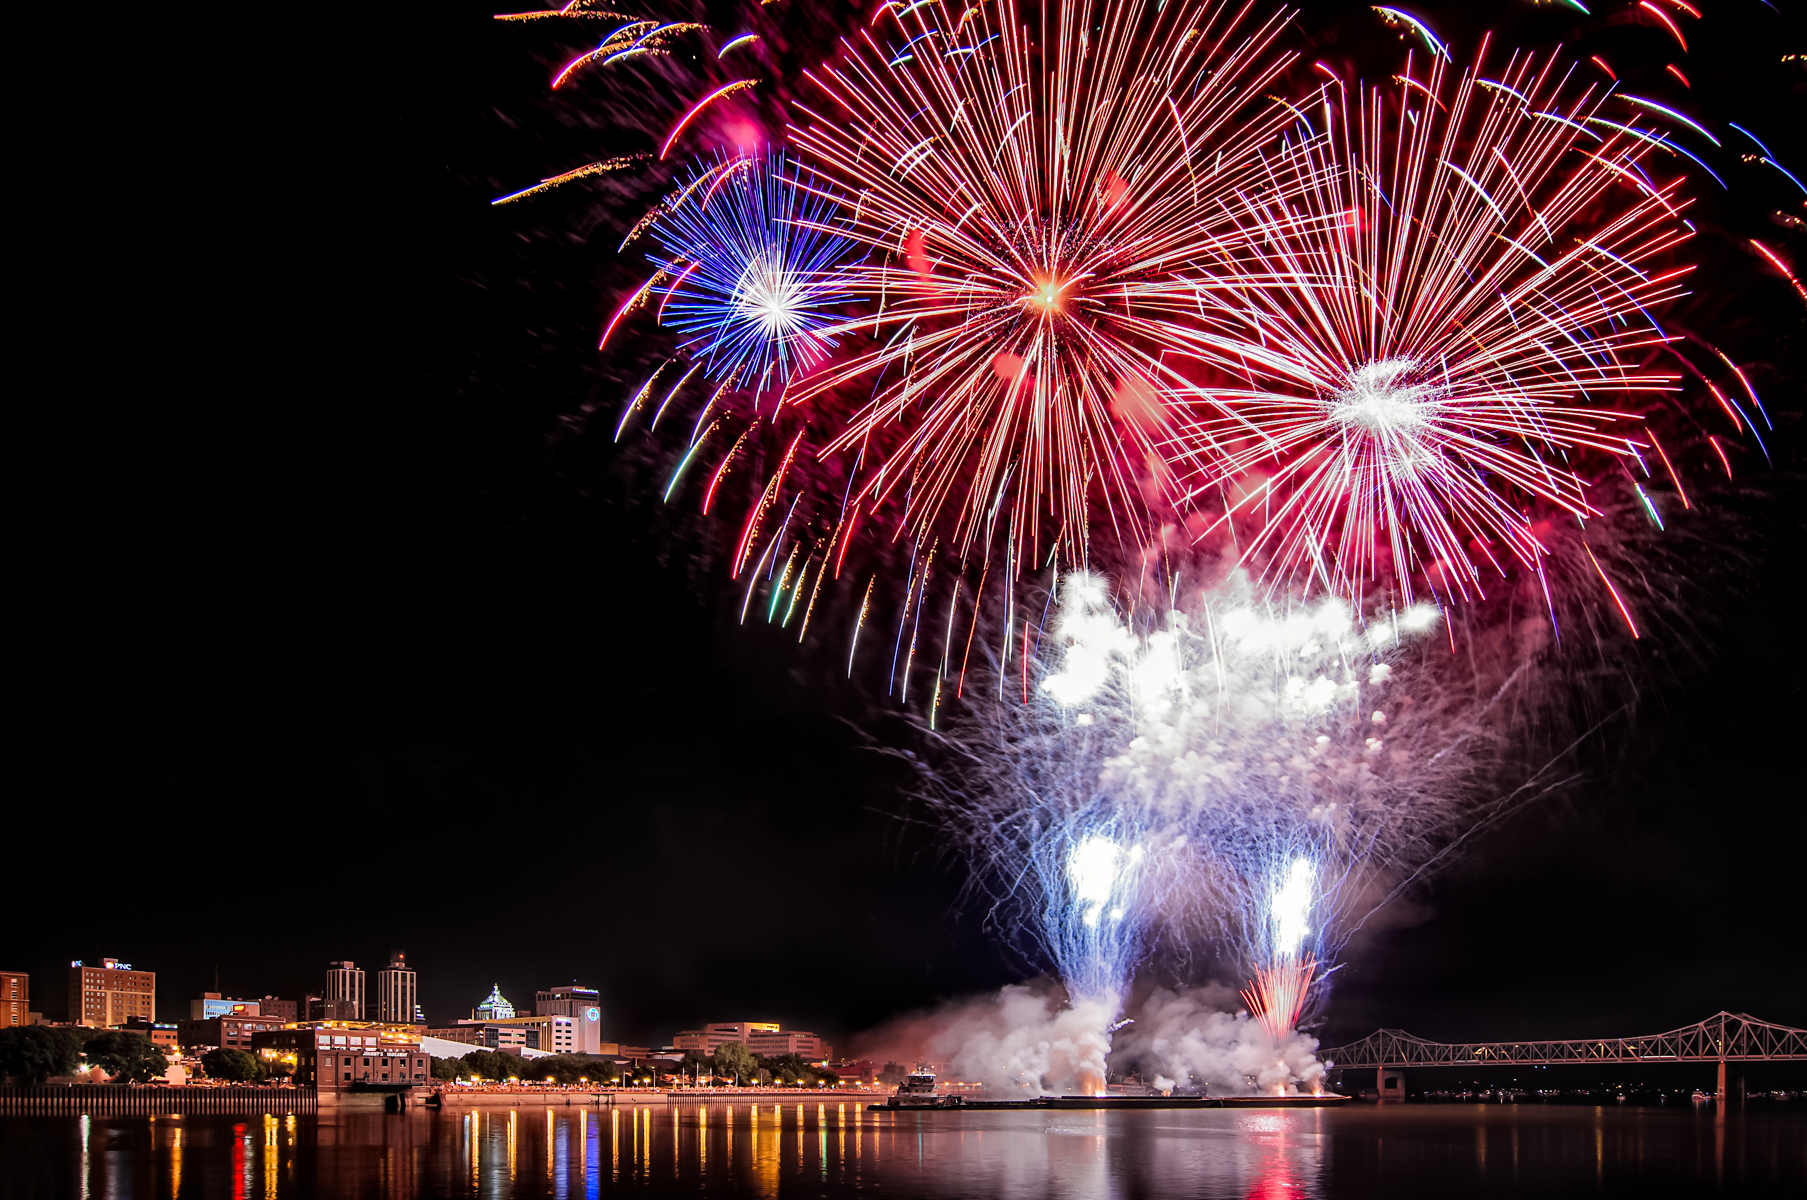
[
  {"left": 0, "top": 1027, "right": 82, "bottom": 1085},
  {"left": 516, "top": 1055, "right": 617, "bottom": 1086},
  {"left": 713, "top": 1041, "right": 757, "bottom": 1086},
  {"left": 431, "top": 1058, "right": 459, "bottom": 1081},
  {"left": 83, "top": 1032, "right": 169, "bottom": 1084},
  {"left": 200, "top": 1048, "right": 262, "bottom": 1082},
  {"left": 753, "top": 1052, "right": 838, "bottom": 1088},
  {"left": 878, "top": 1062, "right": 907, "bottom": 1086},
  {"left": 458, "top": 1050, "right": 529, "bottom": 1081}
]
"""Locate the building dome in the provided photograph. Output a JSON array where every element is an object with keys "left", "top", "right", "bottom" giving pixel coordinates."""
[{"left": 475, "top": 984, "right": 515, "bottom": 1020}]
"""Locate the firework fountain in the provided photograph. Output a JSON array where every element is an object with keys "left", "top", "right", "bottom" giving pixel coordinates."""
[{"left": 902, "top": 568, "right": 1529, "bottom": 1092}]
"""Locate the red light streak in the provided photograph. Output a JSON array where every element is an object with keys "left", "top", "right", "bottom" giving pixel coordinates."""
[
  {"left": 1638, "top": 1, "right": 1688, "bottom": 53},
  {"left": 1583, "top": 544, "right": 1641, "bottom": 639},
  {"left": 1750, "top": 240, "right": 1807, "bottom": 305},
  {"left": 1241, "top": 956, "right": 1317, "bottom": 1043},
  {"left": 1647, "top": 430, "right": 1690, "bottom": 510},
  {"left": 659, "top": 80, "right": 758, "bottom": 161}
]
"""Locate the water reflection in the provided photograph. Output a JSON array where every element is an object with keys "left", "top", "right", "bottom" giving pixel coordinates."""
[{"left": 7, "top": 1101, "right": 1803, "bottom": 1198}]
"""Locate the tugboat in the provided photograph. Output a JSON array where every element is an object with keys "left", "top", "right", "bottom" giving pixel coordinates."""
[{"left": 891, "top": 1068, "right": 963, "bottom": 1108}]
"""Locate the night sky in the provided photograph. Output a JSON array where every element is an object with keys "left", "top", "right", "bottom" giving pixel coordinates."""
[{"left": 14, "top": 0, "right": 1804, "bottom": 1060}]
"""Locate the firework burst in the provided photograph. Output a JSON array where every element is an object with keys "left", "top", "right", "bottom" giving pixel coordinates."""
[
  {"left": 646, "top": 152, "right": 861, "bottom": 395},
  {"left": 785, "top": 0, "right": 1303, "bottom": 575},
  {"left": 1171, "top": 43, "right": 1700, "bottom": 606}
]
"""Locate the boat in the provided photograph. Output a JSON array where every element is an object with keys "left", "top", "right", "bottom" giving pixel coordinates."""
[{"left": 888, "top": 1069, "right": 964, "bottom": 1108}]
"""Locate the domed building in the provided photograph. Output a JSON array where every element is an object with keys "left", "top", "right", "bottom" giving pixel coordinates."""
[{"left": 473, "top": 984, "right": 515, "bottom": 1021}]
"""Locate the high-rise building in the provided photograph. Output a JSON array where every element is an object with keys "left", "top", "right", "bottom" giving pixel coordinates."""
[
  {"left": 69, "top": 959, "right": 155, "bottom": 1027},
  {"left": 534, "top": 986, "right": 603, "bottom": 1053},
  {"left": 1, "top": 970, "right": 27, "bottom": 1028},
  {"left": 535, "top": 984, "right": 600, "bottom": 1017},
  {"left": 376, "top": 953, "right": 417, "bottom": 1025},
  {"left": 325, "top": 961, "right": 366, "bottom": 1021}
]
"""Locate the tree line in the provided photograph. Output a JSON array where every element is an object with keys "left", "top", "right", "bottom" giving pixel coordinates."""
[
  {"left": 2, "top": 1028, "right": 857, "bottom": 1091},
  {"left": 430, "top": 1042, "right": 839, "bottom": 1087},
  {"left": 0, "top": 1027, "right": 169, "bottom": 1085}
]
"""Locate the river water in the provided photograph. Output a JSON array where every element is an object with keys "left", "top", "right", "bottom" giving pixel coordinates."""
[{"left": 2, "top": 1101, "right": 1802, "bottom": 1198}]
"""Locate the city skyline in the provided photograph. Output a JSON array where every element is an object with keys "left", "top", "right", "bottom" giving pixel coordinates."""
[{"left": 6, "top": 957, "right": 846, "bottom": 1059}]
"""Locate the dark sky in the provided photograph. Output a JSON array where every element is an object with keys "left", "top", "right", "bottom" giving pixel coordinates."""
[{"left": 14, "top": 0, "right": 1804, "bottom": 1058}]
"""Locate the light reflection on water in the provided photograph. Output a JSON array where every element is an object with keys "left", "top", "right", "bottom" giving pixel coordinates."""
[{"left": 2, "top": 1101, "right": 1803, "bottom": 1198}]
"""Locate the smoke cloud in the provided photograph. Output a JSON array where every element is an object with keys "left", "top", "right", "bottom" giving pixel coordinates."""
[
  {"left": 1113, "top": 985, "right": 1326, "bottom": 1095},
  {"left": 854, "top": 982, "right": 1325, "bottom": 1097}
]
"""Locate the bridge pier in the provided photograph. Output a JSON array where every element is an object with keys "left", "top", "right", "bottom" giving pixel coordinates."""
[
  {"left": 1377, "top": 1068, "right": 1405, "bottom": 1103},
  {"left": 1716, "top": 1060, "right": 1725, "bottom": 1104}
]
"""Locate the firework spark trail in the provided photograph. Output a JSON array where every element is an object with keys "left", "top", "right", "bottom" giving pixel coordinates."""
[
  {"left": 490, "top": 155, "right": 647, "bottom": 206},
  {"left": 907, "top": 569, "right": 1502, "bottom": 1088},
  {"left": 1167, "top": 44, "right": 1702, "bottom": 609},
  {"left": 646, "top": 152, "right": 862, "bottom": 396},
  {"left": 783, "top": 0, "right": 1307, "bottom": 576}
]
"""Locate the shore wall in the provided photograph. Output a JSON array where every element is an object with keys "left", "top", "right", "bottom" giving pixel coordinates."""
[
  {"left": 0, "top": 1085, "right": 317, "bottom": 1116},
  {"left": 430, "top": 1089, "right": 875, "bottom": 1108}
]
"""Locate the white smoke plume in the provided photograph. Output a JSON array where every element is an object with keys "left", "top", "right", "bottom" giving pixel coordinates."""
[
  {"left": 1114, "top": 985, "right": 1327, "bottom": 1096},
  {"left": 936, "top": 984, "right": 1119, "bottom": 1096},
  {"left": 855, "top": 982, "right": 1117, "bottom": 1096}
]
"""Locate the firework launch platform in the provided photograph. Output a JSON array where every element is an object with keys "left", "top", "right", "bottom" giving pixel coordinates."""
[{"left": 871, "top": 1093, "right": 1350, "bottom": 1111}]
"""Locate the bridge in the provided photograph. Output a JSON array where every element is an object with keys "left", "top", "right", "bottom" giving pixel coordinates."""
[{"left": 1320, "top": 1011, "right": 1807, "bottom": 1102}]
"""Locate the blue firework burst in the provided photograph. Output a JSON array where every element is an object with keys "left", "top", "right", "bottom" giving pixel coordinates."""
[{"left": 648, "top": 152, "right": 859, "bottom": 393}]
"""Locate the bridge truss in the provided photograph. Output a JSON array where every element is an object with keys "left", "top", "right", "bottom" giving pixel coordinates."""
[{"left": 1321, "top": 1011, "right": 1807, "bottom": 1070}]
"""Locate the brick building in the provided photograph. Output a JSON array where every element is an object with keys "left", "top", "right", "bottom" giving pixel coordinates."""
[
  {"left": 252, "top": 1026, "right": 428, "bottom": 1091},
  {"left": 122, "top": 1018, "right": 180, "bottom": 1050},
  {"left": 305, "top": 995, "right": 359, "bottom": 1021},
  {"left": 178, "top": 1012, "right": 288, "bottom": 1053},
  {"left": 2, "top": 970, "right": 26, "bottom": 1029},
  {"left": 258, "top": 997, "right": 298, "bottom": 1021},
  {"left": 69, "top": 959, "right": 155, "bottom": 1027}
]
